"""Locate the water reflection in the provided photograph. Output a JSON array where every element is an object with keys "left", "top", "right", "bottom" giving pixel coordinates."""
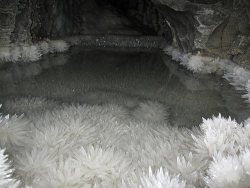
[{"left": 0, "top": 47, "right": 249, "bottom": 127}]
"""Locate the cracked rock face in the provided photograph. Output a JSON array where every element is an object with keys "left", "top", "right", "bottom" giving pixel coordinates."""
[{"left": 0, "top": 0, "right": 250, "bottom": 68}]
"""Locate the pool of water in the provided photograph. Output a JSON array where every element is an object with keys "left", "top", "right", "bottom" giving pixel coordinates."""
[{"left": 0, "top": 47, "right": 249, "bottom": 127}]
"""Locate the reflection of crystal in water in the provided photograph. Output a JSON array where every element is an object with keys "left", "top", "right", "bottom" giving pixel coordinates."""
[
  {"left": 67, "top": 35, "right": 165, "bottom": 49},
  {"left": 0, "top": 53, "right": 69, "bottom": 83},
  {"left": 0, "top": 48, "right": 249, "bottom": 127}
]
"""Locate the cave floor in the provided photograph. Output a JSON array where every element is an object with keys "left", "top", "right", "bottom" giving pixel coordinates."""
[{"left": 0, "top": 47, "right": 249, "bottom": 127}]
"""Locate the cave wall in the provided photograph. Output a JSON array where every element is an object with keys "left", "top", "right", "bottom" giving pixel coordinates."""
[
  {"left": 1, "top": 0, "right": 163, "bottom": 44},
  {"left": 9, "top": 0, "right": 89, "bottom": 43},
  {"left": 0, "top": 0, "right": 250, "bottom": 68},
  {"left": 0, "top": 0, "right": 17, "bottom": 46},
  {"left": 154, "top": 0, "right": 250, "bottom": 68},
  {"left": 100, "top": 0, "right": 250, "bottom": 68}
]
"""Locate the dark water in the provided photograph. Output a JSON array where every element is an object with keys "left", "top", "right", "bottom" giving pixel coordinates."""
[{"left": 0, "top": 47, "right": 249, "bottom": 127}]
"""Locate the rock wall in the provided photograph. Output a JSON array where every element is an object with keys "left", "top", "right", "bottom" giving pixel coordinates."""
[
  {"left": 10, "top": 0, "right": 87, "bottom": 43},
  {"left": 106, "top": 0, "right": 250, "bottom": 68},
  {"left": 1, "top": 0, "right": 161, "bottom": 44},
  {"left": 0, "top": 0, "right": 17, "bottom": 46},
  {"left": 154, "top": 0, "right": 250, "bottom": 69}
]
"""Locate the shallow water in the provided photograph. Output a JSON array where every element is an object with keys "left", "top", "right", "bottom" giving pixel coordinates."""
[{"left": 0, "top": 47, "right": 249, "bottom": 127}]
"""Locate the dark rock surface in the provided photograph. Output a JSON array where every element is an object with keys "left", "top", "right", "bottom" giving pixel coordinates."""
[
  {"left": 0, "top": 0, "right": 17, "bottom": 46},
  {"left": 0, "top": 0, "right": 250, "bottom": 68}
]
